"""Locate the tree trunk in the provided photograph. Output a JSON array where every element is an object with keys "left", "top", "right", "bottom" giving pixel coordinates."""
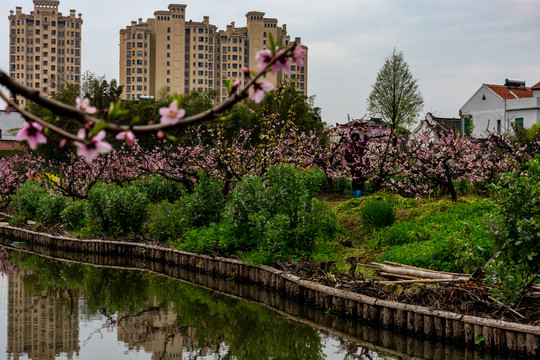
[{"left": 326, "top": 176, "right": 334, "bottom": 194}]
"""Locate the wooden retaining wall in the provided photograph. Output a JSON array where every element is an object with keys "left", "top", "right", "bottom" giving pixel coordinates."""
[{"left": 0, "top": 224, "right": 538, "bottom": 357}]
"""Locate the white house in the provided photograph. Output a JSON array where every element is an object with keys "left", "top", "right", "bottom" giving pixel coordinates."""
[
  {"left": 459, "top": 79, "right": 540, "bottom": 137},
  {"left": 0, "top": 109, "right": 24, "bottom": 140}
]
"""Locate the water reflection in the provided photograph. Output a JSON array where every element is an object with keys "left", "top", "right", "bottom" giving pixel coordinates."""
[
  {"left": 0, "top": 244, "right": 520, "bottom": 360},
  {"left": 6, "top": 268, "right": 79, "bottom": 359},
  {"left": 0, "top": 246, "right": 373, "bottom": 360}
]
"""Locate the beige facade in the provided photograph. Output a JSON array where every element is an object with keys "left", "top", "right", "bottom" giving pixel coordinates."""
[
  {"left": 7, "top": 270, "right": 80, "bottom": 360},
  {"left": 119, "top": 5, "right": 308, "bottom": 102},
  {"left": 8, "top": 0, "right": 83, "bottom": 106}
]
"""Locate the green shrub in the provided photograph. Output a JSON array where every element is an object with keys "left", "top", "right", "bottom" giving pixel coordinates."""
[
  {"left": 145, "top": 201, "right": 184, "bottom": 242},
  {"left": 222, "top": 175, "right": 266, "bottom": 251},
  {"left": 360, "top": 199, "right": 395, "bottom": 229},
  {"left": 486, "top": 258, "right": 536, "bottom": 304},
  {"left": 9, "top": 214, "right": 26, "bottom": 226},
  {"left": 303, "top": 167, "right": 327, "bottom": 196},
  {"left": 331, "top": 177, "right": 352, "bottom": 195},
  {"left": 486, "top": 156, "right": 540, "bottom": 303},
  {"left": 88, "top": 183, "right": 150, "bottom": 236},
  {"left": 178, "top": 222, "right": 234, "bottom": 253},
  {"left": 61, "top": 199, "right": 90, "bottom": 230},
  {"left": 36, "top": 194, "right": 68, "bottom": 226},
  {"left": 223, "top": 164, "right": 341, "bottom": 264},
  {"left": 11, "top": 181, "right": 47, "bottom": 220},
  {"left": 178, "top": 172, "right": 224, "bottom": 231},
  {"left": 136, "top": 175, "right": 186, "bottom": 203}
]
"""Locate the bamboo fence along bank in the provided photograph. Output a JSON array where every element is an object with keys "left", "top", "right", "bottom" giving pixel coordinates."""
[{"left": 0, "top": 224, "right": 538, "bottom": 358}]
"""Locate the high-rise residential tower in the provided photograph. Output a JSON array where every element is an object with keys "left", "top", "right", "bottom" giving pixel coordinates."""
[
  {"left": 8, "top": 0, "right": 83, "bottom": 106},
  {"left": 119, "top": 5, "right": 307, "bottom": 102}
]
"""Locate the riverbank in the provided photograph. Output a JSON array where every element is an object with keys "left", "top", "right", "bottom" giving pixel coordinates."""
[{"left": 0, "top": 223, "right": 537, "bottom": 357}]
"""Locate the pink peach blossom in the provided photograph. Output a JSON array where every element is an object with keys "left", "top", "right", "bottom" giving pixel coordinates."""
[
  {"left": 250, "top": 81, "right": 275, "bottom": 103},
  {"left": 75, "top": 97, "right": 97, "bottom": 114},
  {"left": 15, "top": 122, "right": 47, "bottom": 150},
  {"left": 159, "top": 100, "right": 186, "bottom": 125},
  {"left": 75, "top": 129, "right": 112, "bottom": 163},
  {"left": 116, "top": 130, "right": 135, "bottom": 146}
]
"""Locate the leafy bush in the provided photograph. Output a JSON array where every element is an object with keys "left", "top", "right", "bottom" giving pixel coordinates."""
[
  {"left": 223, "top": 164, "right": 342, "bottom": 263},
  {"left": 144, "top": 201, "right": 184, "bottom": 242},
  {"left": 178, "top": 222, "right": 234, "bottom": 253},
  {"left": 303, "top": 167, "right": 327, "bottom": 196},
  {"left": 36, "top": 194, "right": 68, "bottom": 226},
  {"left": 178, "top": 172, "right": 225, "bottom": 231},
  {"left": 61, "top": 199, "right": 90, "bottom": 230},
  {"left": 88, "top": 183, "right": 150, "bottom": 236},
  {"left": 486, "top": 156, "right": 540, "bottom": 303},
  {"left": 486, "top": 259, "right": 536, "bottom": 304},
  {"left": 11, "top": 181, "right": 47, "bottom": 220},
  {"left": 222, "top": 174, "right": 266, "bottom": 251},
  {"left": 360, "top": 199, "right": 395, "bottom": 229},
  {"left": 331, "top": 177, "right": 352, "bottom": 195},
  {"left": 136, "top": 175, "right": 186, "bottom": 203}
]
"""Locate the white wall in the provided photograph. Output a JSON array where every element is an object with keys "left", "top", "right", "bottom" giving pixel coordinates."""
[
  {"left": 0, "top": 110, "right": 24, "bottom": 140},
  {"left": 460, "top": 85, "right": 505, "bottom": 136},
  {"left": 461, "top": 85, "right": 540, "bottom": 136}
]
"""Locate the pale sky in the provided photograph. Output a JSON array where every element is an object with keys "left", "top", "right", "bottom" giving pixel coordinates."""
[{"left": 2, "top": 0, "right": 539, "bottom": 126}]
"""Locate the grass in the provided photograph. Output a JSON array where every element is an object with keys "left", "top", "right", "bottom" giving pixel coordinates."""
[{"left": 327, "top": 193, "right": 498, "bottom": 275}]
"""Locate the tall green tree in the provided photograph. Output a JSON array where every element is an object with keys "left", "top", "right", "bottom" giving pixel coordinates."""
[
  {"left": 81, "top": 71, "right": 124, "bottom": 116},
  {"left": 261, "top": 82, "right": 323, "bottom": 133},
  {"left": 367, "top": 48, "right": 423, "bottom": 130},
  {"left": 224, "top": 82, "right": 324, "bottom": 142}
]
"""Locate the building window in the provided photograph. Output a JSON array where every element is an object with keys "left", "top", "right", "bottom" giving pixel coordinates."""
[
  {"left": 463, "top": 117, "right": 472, "bottom": 136},
  {"left": 515, "top": 118, "right": 524, "bottom": 131},
  {"left": 497, "top": 119, "right": 501, "bottom": 133}
]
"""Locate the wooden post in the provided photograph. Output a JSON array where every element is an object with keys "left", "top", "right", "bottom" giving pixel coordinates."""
[{"left": 526, "top": 334, "right": 539, "bottom": 357}]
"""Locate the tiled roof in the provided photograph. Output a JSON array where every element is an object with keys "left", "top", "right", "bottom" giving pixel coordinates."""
[
  {"left": 486, "top": 84, "right": 533, "bottom": 99},
  {"left": 531, "top": 82, "right": 540, "bottom": 90},
  {"left": 0, "top": 140, "right": 27, "bottom": 152}
]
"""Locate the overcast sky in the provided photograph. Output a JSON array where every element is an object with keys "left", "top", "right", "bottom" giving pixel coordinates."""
[{"left": 2, "top": 0, "right": 539, "bottom": 125}]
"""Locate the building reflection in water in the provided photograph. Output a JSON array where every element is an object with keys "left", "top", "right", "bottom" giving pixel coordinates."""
[
  {"left": 116, "top": 297, "right": 219, "bottom": 359},
  {"left": 7, "top": 270, "right": 80, "bottom": 360}
]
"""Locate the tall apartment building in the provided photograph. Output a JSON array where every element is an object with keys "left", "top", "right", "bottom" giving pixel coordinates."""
[
  {"left": 119, "top": 5, "right": 308, "bottom": 103},
  {"left": 8, "top": 0, "right": 83, "bottom": 106}
]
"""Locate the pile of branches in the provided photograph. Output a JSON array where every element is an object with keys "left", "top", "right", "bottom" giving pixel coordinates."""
[{"left": 278, "top": 259, "right": 539, "bottom": 326}]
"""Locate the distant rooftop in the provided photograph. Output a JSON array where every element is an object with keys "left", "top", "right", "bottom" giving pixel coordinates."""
[{"left": 486, "top": 84, "right": 533, "bottom": 100}]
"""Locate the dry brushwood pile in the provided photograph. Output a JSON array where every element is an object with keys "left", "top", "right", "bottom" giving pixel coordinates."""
[{"left": 277, "top": 260, "right": 540, "bottom": 326}]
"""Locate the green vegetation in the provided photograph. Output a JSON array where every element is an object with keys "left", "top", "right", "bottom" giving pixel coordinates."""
[
  {"left": 10, "top": 251, "right": 326, "bottom": 360},
  {"left": 8, "top": 160, "right": 539, "bottom": 305},
  {"left": 486, "top": 156, "right": 540, "bottom": 303},
  {"left": 332, "top": 195, "right": 497, "bottom": 274}
]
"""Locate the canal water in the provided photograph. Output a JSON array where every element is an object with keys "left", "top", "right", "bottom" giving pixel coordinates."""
[{"left": 0, "top": 244, "right": 518, "bottom": 359}]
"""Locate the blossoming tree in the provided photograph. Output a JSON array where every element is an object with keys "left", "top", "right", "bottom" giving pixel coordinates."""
[{"left": 0, "top": 42, "right": 306, "bottom": 162}]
